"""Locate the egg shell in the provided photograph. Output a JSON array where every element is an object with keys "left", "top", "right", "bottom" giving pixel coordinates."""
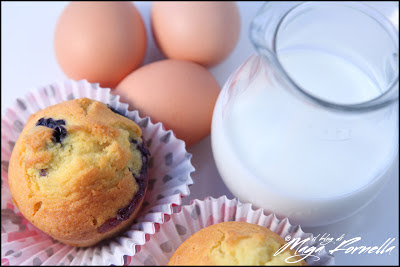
[
  {"left": 151, "top": 2, "right": 241, "bottom": 67},
  {"left": 54, "top": 2, "right": 147, "bottom": 88},
  {"left": 114, "top": 59, "right": 221, "bottom": 147}
]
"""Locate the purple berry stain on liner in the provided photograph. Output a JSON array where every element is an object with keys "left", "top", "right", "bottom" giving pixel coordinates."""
[{"left": 97, "top": 136, "right": 151, "bottom": 234}]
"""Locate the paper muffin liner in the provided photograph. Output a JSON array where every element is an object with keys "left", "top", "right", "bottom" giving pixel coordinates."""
[
  {"left": 1, "top": 79, "right": 195, "bottom": 266},
  {"left": 130, "top": 196, "right": 335, "bottom": 266}
]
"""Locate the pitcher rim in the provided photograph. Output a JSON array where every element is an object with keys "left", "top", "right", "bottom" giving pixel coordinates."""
[{"left": 250, "top": 1, "right": 399, "bottom": 113}]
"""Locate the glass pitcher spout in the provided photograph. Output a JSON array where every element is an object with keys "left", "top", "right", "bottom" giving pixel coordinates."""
[{"left": 250, "top": 2, "right": 302, "bottom": 60}]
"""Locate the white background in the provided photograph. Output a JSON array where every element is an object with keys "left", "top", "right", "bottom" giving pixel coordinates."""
[{"left": 1, "top": 1, "right": 399, "bottom": 265}]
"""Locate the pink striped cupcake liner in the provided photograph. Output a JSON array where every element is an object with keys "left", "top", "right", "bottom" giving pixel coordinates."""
[{"left": 1, "top": 79, "right": 195, "bottom": 265}]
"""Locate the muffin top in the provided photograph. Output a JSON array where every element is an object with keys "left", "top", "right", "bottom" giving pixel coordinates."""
[
  {"left": 8, "top": 98, "right": 149, "bottom": 243},
  {"left": 168, "top": 221, "right": 307, "bottom": 265}
]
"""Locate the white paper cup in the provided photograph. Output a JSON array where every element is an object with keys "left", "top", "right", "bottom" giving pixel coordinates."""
[
  {"left": 1, "top": 79, "right": 195, "bottom": 265},
  {"left": 130, "top": 196, "right": 335, "bottom": 265}
]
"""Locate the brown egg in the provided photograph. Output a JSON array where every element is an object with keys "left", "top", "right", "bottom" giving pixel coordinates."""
[
  {"left": 151, "top": 2, "right": 241, "bottom": 67},
  {"left": 54, "top": 2, "right": 147, "bottom": 88},
  {"left": 114, "top": 60, "right": 220, "bottom": 146}
]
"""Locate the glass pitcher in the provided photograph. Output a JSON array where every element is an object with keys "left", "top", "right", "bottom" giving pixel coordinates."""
[{"left": 211, "top": 2, "right": 399, "bottom": 226}]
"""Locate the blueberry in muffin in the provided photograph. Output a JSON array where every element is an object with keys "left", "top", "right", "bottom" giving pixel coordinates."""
[{"left": 8, "top": 98, "right": 150, "bottom": 247}]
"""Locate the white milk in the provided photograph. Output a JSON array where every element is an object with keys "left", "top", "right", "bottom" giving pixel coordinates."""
[{"left": 211, "top": 51, "right": 398, "bottom": 226}]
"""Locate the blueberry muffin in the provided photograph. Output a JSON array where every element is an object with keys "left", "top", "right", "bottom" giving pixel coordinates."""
[
  {"left": 168, "top": 221, "right": 307, "bottom": 265},
  {"left": 8, "top": 98, "right": 150, "bottom": 247}
]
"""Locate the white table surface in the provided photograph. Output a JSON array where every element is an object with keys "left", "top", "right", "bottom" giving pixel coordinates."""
[{"left": 1, "top": 1, "right": 399, "bottom": 266}]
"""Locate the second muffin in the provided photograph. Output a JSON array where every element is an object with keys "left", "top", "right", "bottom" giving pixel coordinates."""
[
  {"left": 168, "top": 221, "right": 307, "bottom": 265},
  {"left": 8, "top": 98, "right": 150, "bottom": 247}
]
